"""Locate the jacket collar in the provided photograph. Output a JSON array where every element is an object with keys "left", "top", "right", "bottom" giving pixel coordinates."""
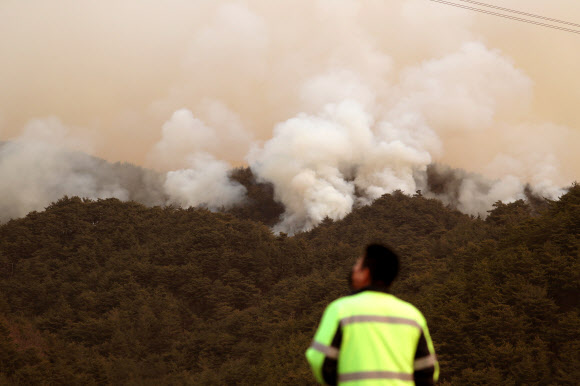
[{"left": 352, "top": 284, "right": 390, "bottom": 295}]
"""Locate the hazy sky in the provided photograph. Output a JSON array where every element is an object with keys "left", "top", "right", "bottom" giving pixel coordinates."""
[{"left": 1, "top": 0, "right": 579, "bottom": 174}]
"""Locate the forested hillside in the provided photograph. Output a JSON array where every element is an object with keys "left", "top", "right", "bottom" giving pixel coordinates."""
[{"left": 0, "top": 185, "right": 578, "bottom": 384}]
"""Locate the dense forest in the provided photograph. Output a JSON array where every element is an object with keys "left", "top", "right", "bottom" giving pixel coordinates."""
[{"left": 0, "top": 178, "right": 578, "bottom": 384}]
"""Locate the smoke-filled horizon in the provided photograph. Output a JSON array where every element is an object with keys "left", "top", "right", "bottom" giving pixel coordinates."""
[{"left": 1, "top": 0, "right": 579, "bottom": 232}]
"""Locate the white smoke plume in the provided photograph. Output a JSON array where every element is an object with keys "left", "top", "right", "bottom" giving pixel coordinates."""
[
  {"left": 149, "top": 108, "right": 248, "bottom": 210},
  {"left": 393, "top": 42, "right": 533, "bottom": 134},
  {"left": 164, "top": 153, "right": 246, "bottom": 210},
  {"left": 0, "top": 118, "right": 129, "bottom": 220},
  {"left": 248, "top": 98, "right": 439, "bottom": 233},
  {"left": 148, "top": 109, "right": 220, "bottom": 171},
  {"left": 248, "top": 40, "right": 572, "bottom": 232},
  {"left": 420, "top": 164, "right": 528, "bottom": 217},
  {"left": 0, "top": 108, "right": 247, "bottom": 222}
]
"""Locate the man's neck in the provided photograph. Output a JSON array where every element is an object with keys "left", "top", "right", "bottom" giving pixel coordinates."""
[{"left": 352, "top": 284, "right": 390, "bottom": 295}]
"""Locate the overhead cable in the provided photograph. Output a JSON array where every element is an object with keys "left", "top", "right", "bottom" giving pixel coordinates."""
[
  {"left": 457, "top": 0, "right": 580, "bottom": 28},
  {"left": 428, "top": 0, "right": 580, "bottom": 35}
]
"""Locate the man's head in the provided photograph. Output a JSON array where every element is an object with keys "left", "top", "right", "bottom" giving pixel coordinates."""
[{"left": 350, "top": 244, "right": 399, "bottom": 290}]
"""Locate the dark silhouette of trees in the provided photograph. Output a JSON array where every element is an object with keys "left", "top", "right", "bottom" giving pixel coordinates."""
[{"left": 0, "top": 184, "right": 578, "bottom": 384}]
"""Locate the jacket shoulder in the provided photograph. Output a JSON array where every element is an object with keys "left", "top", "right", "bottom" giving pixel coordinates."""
[{"left": 331, "top": 292, "right": 428, "bottom": 326}]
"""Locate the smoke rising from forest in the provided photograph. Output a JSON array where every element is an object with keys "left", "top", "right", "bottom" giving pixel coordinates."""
[
  {"left": 1, "top": 0, "right": 579, "bottom": 231},
  {"left": 0, "top": 119, "right": 167, "bottom": 220}
]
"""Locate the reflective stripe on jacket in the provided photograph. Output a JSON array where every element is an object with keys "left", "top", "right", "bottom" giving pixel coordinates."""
[{"left": 306, "top": 288, "right": 439, "bottom": 385}]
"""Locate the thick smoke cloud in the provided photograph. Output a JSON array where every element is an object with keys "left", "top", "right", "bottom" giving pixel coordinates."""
[
  {"left": 164, "top": 153, "right": 246, "bottom": 211},
  {"left": 394, "top": 42, "right": 533, "bottom": 133},
  {"left": 249, "top": 99, "right": 438, "bottom": 232},
  {"left": 247, "top": 40, "right": 573, "bottom": 231},
  {"left": 0, "top": 0, "right": 578, "bottom": 231},
  {"left": 0, "top": 109, "right": 246, "bottom": 222},
  {"left": 421, "top": 164, "right": 528, "bottom": 217},
  {"left": 0, "top": 118, "right": 166, "bottom": 221},
  {"left": 149, "top": 108, "right": 248, "bottom": 210}
]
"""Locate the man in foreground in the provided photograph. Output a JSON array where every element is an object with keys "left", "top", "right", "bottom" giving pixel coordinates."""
[{"left": 306, "top": 244, "right": 439, "bottom": 385}]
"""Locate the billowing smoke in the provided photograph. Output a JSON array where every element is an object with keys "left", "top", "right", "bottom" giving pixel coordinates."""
[
  {"left": 0, "top": 118, "right": 166, "bottom": 221},
  {"left": 148, "top": 108, "right": 248, "bottom": 210},
  {"left": 164, "top": 153, "right": 246, "bottom": 210},
  {"left": 248, "top": 99, "right": 438, "bottom": 233},
  {"left": 0, "top": 109, "right": 247, "bottom": 221},
  {"left": 421, "top": 164, "right": 527, "bottom": 216},
  {"left": 247, "top": 41, "right": 573, "bottom": 232},
  {"left": 0, "top": 1, "right": 578, "bottom": 230}
]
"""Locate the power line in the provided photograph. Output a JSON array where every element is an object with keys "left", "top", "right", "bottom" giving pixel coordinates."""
[
  {"left": 430, "top": 0, "right": 580, "bottom": 34},
  {"left": 457, "top": 0, "right": 580, "bottom": 28},
  {"left": 428, "top": 0, "right": 580, "bottom": 35}
]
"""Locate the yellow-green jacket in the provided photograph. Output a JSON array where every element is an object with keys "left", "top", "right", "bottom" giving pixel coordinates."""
[{"left": 306, "top": 287, "right": 439, "bottom": 385}]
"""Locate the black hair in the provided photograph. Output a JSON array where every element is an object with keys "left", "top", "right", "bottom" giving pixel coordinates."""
[{"left": 362, "top": 244, "right": 399, "bottom": 286}]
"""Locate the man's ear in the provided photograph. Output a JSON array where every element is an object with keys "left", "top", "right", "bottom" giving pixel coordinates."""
[{"left": 362, "top": 267, "right": 372, "bottom": 286}]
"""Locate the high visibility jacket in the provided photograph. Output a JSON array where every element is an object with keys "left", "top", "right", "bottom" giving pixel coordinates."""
[{"left": 306, "top": 288, "right": 439, "bottom": 385}]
